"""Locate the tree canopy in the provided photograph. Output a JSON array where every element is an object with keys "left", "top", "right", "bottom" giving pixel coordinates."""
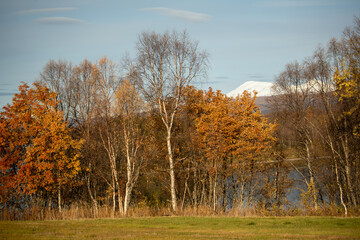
[{"left": 0, "top": 82, "right": 82, "bottom": 209}]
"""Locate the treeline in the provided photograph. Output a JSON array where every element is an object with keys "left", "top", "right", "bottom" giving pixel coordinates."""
[
  {"left": 1, "top": 19, "right": 360, "bottom": 220},
  {"left": 269, "top": 17, "right": 360, "bottom": 216}
]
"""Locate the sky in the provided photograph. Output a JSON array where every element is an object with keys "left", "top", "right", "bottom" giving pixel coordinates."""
[{"left": 1, "top": 0, "right": 360, "bottom": 107}]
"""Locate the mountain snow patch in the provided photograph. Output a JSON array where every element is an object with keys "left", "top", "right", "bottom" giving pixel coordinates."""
[{"left": 227, "top": 81, "right": 273, "bottom": 97}]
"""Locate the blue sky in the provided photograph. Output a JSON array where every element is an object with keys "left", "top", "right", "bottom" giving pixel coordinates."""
[{"left": 1, "top": 0, "right": 359, "bottom": 107}]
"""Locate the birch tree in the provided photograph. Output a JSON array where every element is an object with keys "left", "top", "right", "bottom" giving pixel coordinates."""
[
  {"left": 93, "top": 56, "right": 122, "bottom": 216},
  {"left": 271, "top": 62, "right": 319, "bottom": 210},
  {"left": 72, "top": 59, "right": 101, "bottom": 214},
  {"left": 40, "top": 59, "right": 76, "bottom": 124},
  {"left": 136, "top": 31, "right": 208, "bottom": 212},
  {"left": 115, "top": 71, "right": 145, "bottom": 215}
]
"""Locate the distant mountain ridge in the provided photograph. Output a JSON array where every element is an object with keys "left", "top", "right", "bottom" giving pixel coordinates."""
[
  {"left": 227, "top": 81, "right": 273, "bottom": 98},
  {"left": 227, "top": 81, "right": 274, "bottom": 113},
  {"left": 226, "top": 80, "right": 335, "bottom": 113}
]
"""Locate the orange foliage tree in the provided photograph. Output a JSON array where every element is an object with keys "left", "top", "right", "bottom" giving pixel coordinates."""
[
  {"left": 185, "top": 87, "right": 276, "bottom": 211},
  {"left": 0, "top": 82, "right": 82, "bottom": 212}
]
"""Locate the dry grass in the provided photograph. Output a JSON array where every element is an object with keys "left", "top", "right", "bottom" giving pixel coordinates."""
[{"left": 1, "top": 202, "right": 358, "bottom": 221}]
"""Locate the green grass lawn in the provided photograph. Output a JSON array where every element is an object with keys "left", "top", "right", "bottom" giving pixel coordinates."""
[{"left": 1, "top": 216, "right": 359, "bottom": 239}]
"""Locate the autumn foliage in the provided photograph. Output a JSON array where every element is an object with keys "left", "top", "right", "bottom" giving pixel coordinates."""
[
  {"left": 180, "top": 87, "right": 276, "bottom": 211},
  {"left": 0, "top": 82, "right": 81, "bottom": 209},
  {"left": 2, "top": 24, "right": 360, "bottom": 220},
  {"left": 194, "top": 88, "right": 275, "bottom": 165}
]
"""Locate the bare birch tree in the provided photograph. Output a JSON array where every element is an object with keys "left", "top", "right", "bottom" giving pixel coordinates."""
[
  {"left": 40, "top": 59, "right": 76, "bottom": 124},
  {"left": 93, "top": 56, "right": 122, "bottom": 216},
  {"left": 115, "top": 66, "right": 145, "bottom": 215},
  {"left": 72, "top": 59, "right": 100, "bottom": 215},
  {"left": 136, "top": 31, "right": 208, "bottom": 212},
  {"left": 271, "top": 61, "right": 319, "bottom": 210}
]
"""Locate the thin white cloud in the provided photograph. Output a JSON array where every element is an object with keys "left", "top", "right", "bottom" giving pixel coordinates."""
[
  {"left": 140, "top": 7, "right": 211, "bottom": 22},
  {"left": 18, "top": 7, "right": 77, "bottom": 15},
  {"left": 35, "top": 17, "right": 86, "bottom": 24},
  {"left": 260, "top": 0, "right": 339, "bottom": 7}
]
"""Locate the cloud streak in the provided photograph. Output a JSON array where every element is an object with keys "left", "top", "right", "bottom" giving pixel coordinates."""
[
  {"left": 140, "top": 7, "right": 211, "bottom": 22},
  {"left": 18, "top": 7, "right": 77, "bottom": 15},
  {"left": 35, "top": 17, "right": 86, "bottom": 24},
  {"left": 260, "top": 0, "right": 339, "bottom": 7}
]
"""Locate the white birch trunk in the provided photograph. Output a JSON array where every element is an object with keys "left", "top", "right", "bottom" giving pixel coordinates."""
[
  {"left": 166, "top": 128, "right": 177, "bottom": 212},
  {"left": 124, "top": 141, "right": 133, "bottom": 215}
]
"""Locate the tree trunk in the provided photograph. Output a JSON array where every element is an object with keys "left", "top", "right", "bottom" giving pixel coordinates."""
[
  {"left": 335, "top": 156, "right": 348, "bottom": 216},
  {"left": 107, "top": 141, "right": 123, "bottom": 216},
  {"left": 124, "top": 146, "right": 133, "bottom": 216},
  {"left": 48, "top": 197, "right": 52, "bottom": 212},
  {"left": 231, "top": 176, "right": 237, "bottom": 209},
  {"left": 124, "top": 184, "right": 132, "bottom": 215},
  {"left": 58, "top": 182, "right": 62, "bottom": 213},
  {"left": 112, "top": 176, "right": 116, "bottom": 217},
  {"left": 200, "top": 177, "right": 205, "bottom": 206},
  {"left": 86, "top": 168, "right": 98, "bottom": 216},
  {"left": 305, "top": 142, "right": 317, "bottom": 210},
  {"left": 213, "top": 173, "right": 217, "bottom": 212},
  {"left": 117, "top": 186, "right": 123, "bottom": 216},
  {"left": 341, "top": 133, "right": 357, "bottom": 207},
  {"left": 208, "top": 175, "right": 213, "bottom": 208},
  {"left": 222, "top": 175, "right": 226, "bottom": 211},
  {"left": 166, "top": 128, "right": 177, "bottom": 212},
  {"left": 112, "top": 159, "right": 123, "bottom": 216},
  {"left": 327, "top": 135, "right": 348, "bottom": 216},
  {"left": 275, "top": 161, "right": 280, "bottom": 208},
  {"left": 124, "top": 134, "right": 134, "bottom": 216},
  {"left": 181, "top": 163, "right": 191, "bottom": 210},
  {"left": 193, "top": 169, "right": 198, "bottom": 208},
  {"left": 238, "top": 180, "right": 245, "bottom": 215}
]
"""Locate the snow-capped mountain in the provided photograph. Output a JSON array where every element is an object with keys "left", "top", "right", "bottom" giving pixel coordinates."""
[{"left": 227, "top": 81, "right": 274, "bottom": 98}]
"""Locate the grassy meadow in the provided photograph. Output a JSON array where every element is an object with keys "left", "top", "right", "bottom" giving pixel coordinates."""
[{"left": 1, "top": 216, "right": 359, "bottom": 239}]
